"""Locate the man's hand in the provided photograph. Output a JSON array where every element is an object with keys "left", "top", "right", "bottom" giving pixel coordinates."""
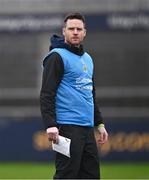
[
  {"left": 97, "top": 126, "right": 108, "bottom": 144},
  {"left": 46, "top": 127, "right": 59, "bottom": 144}
]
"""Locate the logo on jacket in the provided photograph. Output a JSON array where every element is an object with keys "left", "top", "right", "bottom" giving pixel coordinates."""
[
  {"left": 81, "top": 59, "right": 87, "bottom": 72},
  {"left": 83, "top": 64, "right": 87, "bottom": 72}
]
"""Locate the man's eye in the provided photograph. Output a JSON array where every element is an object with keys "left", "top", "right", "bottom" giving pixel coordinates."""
[
  {"left": 68, "top": 28, "right": 83, "bottom": 31},
  {"left": 68, "top": 28, "right": 74, "bottom": 30},
  {"left": 77, "top": 28, "right": 82, "bottom": 31}
]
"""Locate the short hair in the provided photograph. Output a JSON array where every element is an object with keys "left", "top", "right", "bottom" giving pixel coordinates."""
[{"left": 64, "top": 13, "right": 86, "bottom": 27}]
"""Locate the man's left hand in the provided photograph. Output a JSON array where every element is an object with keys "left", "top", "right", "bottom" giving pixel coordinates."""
[{"left": 97, "top": 126, "right": 108, "bottom": 144}]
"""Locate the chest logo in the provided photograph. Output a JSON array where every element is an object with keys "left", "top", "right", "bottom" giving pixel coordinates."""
[
  {"left": 81, "top": 59, "right": 87, "bottom": 73},
  {"left": 83, "top": 64, "right": 87, "bottom": 72}
]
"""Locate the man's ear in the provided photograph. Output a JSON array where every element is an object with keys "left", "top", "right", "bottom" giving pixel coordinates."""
[
  {"left": 84, "top": 29, "right": 86, "bottom": 38},
  {"left": 62, "top": 27, "right": 65, "bottom": 36}
]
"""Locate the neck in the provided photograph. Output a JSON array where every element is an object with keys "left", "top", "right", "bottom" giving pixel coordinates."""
[{"left": 65, "top": 41, "right": 80, "bottom": 48}]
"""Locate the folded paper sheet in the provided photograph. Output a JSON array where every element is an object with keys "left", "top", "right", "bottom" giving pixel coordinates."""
[{"left": 52, "top": 135, "right": 71, "bottom": 158}]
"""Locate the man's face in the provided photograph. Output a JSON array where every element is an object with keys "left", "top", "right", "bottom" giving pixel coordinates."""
[{"left": 63, "top": 19, "right": 86, "bottom": 46}]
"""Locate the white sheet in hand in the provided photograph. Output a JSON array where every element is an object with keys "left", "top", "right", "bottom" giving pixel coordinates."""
[{"left": 52, "top": 135, "right": 71, "bottom": 158}]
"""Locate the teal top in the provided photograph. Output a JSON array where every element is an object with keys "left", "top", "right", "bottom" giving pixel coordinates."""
[{"left": 50, "top": 48, "right": 94, "bottom": 127}]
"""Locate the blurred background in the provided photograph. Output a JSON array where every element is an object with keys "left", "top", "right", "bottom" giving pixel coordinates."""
[{"left": 0, "top": 0, "right": 149, "bottom": 179}]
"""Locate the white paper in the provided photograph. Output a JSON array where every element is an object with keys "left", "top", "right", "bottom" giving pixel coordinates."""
[{"left": 52, "top": 135, "right": 71, "bottom": 158}]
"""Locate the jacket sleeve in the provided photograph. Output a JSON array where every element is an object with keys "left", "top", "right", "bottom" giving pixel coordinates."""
[
  {"left": 92, "top": 78, "right": 104, "bottom": 126},
  {"left": 40, "top": 52, "right": 64, "bottom": 129}
]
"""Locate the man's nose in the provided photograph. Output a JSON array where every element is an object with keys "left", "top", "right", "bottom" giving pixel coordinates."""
[{"left": 73, "top": 28, "right": 78, "bottom": 34}]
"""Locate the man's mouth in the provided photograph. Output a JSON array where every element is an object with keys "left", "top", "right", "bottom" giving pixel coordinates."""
[{"left": 72, "top": 37, "right": 79, "bottom": 40}]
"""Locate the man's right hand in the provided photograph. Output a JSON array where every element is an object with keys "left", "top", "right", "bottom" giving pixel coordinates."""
[{"left": 46, "top": 127, "right": 59, "bottom": 144}]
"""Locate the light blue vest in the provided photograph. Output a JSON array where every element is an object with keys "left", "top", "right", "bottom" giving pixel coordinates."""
[{"left": 51, "top": 48, "right": 94, "bottom": 127}]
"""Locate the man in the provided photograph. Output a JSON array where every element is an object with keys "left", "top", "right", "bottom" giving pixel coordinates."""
[{"left": 40, "top": 13, "right": 108, "bottom": 179}]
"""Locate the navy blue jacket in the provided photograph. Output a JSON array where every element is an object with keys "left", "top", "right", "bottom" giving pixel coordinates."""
[{"left": 40, "top": 35, "right": 104, "bottom": 129}]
